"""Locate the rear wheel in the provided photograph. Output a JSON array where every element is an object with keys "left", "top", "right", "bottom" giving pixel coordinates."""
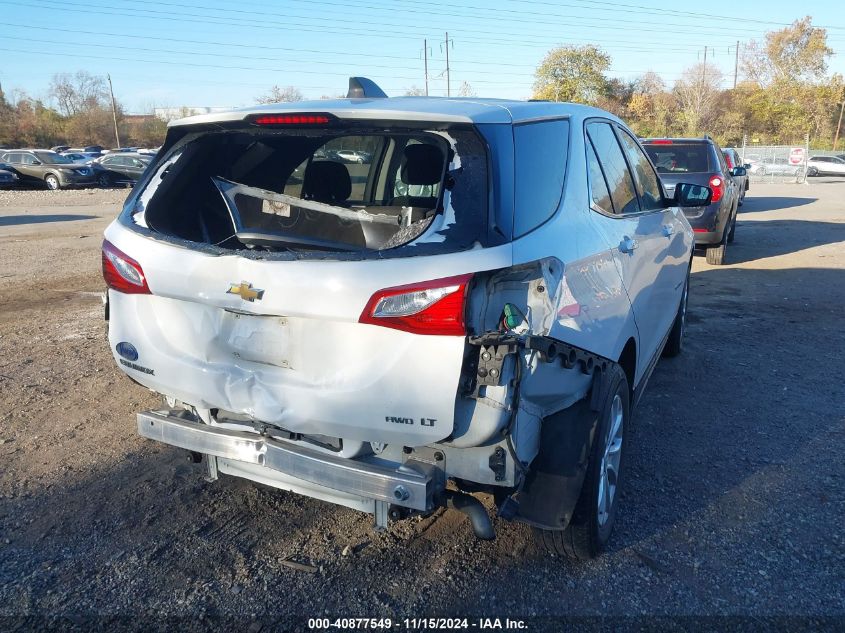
[
  {"left": 807, "top": 167, "right": 818, "bottom": 177},
  {"left": 533, "top": 364, "right": 629, "bottom": 560},
  {"left": 45, "top": 174, "right": 60, "bottom": 190},
  {"left": 97, "top": 173, "right": 112, "bottom": 188},
  {"left": 706, "top": 230, "right": 727, "bottom": 265}
]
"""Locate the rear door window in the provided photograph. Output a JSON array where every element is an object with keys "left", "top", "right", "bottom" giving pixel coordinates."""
[
  {"left": 586, "top": 122, "right": 639, "bottom": 215},
  {"left": 513, "top": 119, "right": 569, "bottom": 237},
  {"left": 616, "top": 128, "right": 664, "bottom": 212},
  {"left": 586, "top": 141, "right": 614, "bottom": 215}
]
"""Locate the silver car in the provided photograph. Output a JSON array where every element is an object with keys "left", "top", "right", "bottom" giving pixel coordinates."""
[{"left": 103, "top": 82, "right": 709, "bottom": 559}]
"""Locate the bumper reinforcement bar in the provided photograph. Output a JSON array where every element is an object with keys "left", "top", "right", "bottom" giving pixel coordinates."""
[{"left": 137, "top": 410, "right": 436, "bottom": 511}]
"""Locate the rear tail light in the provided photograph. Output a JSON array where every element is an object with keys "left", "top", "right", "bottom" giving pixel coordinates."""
[
  {"left": 708, "top": 175, "right": 724, "bottom": 203},
  {"left": 650, "top": 139, "right": 673, "bottom": 145},
  {"left": 359, "top": 274, "right": 473, "bottom": 336},
  {"left": 102, "top": 240, "right": 151, "bottom": 294}
]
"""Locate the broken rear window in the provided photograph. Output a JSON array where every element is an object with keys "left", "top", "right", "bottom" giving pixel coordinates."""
[{"left": 131, "top": 127, "right": 488, "bottom": 256}]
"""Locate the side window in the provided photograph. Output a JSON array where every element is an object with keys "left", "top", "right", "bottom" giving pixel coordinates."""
[
  {"left": 21, "top": 154, "right": 37, "bottom": 165},
  {"left": 513, "top": 119, "right": 570, "bottom": 237},
  {"left": 616, "top": 127, "right": 664, "bottom": 212},
  {"left": 586, "top": 140, "right": 614, "bottom": 215},
  {"left": 586, "top": 122, "right": 639, "bottom": 215}
]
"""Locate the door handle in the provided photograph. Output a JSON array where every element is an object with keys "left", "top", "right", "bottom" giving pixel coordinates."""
[
  {"left": 662, "top": 224, "right": 675, "bottom": 237},
  {"left": 619, "top": 237, "right": 639, "bottom": 253}
]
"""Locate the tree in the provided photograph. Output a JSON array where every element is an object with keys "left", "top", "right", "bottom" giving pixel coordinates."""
[
  {"left": 673, "top": 63, "right": 724, "bottom": 136},
  {"left": 49, "top": 71, "right": 109, "bottom": 117},
  {"left": 255, "top": 85, "right": 304, "bottom": 104},
  {"left": 741, "top": 17, "right": 833, "bottom": 87},
  {"left": 404, "top": 86, "right": 426, "bottom": 96},
  {"left": 457, "top": 81, "right": 476, "bottom": 97},
  {"left": 532, "top": 45, "right": 611, "bottom": 104}
]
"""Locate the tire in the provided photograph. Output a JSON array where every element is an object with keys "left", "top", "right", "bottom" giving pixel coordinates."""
[
  {"left": 97, "top": 173, "right": 112, "bottom": 188},
  {"left": 44, "top": 174, "right": 61, "bottom": 190},
  {"left": 807, "top": 167, "right": 818, "bottom": 177},
  {"left": 738, "top": 183, "right": 746, "bottom": 206},
  {"left": 663, "top": 267, "right": 689, "bottom": 358},
  {"left": 533, "top": 364, "right": 629, "bottom": 560},
  {"left": 706, "top": 228, "right": 728, "bottom": 265}
]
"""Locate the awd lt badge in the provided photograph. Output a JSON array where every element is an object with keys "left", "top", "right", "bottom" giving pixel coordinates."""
[{"left": 227, "top": 281, "right": 264, "bottom": 302}]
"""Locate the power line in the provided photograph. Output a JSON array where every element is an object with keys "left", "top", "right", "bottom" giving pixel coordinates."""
[
  {"left": 13, "top": 0, "right": 841, "bottom": 53},
  {"left": 0, "top": 21, "right": 719, "bottom": 60},
  {"left": 75, "top": 0, "right": 790, "bottom": 41}
]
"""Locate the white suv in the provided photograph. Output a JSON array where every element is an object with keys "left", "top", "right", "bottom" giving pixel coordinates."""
[{"left": 103, "top": 82, "right": 710, "bottom": 558}]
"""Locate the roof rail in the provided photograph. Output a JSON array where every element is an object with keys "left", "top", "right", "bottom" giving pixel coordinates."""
[{"left": 347, "top": 77, "right": 388, "bottom": 99}]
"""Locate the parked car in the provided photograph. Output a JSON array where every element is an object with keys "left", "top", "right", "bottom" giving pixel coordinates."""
[
  {"left": 104, "top": 84, "right": 711, "bottom": 559},
  {"left": 722, "top": 148, "right": 750, "bottom": 206},
  {"left": 50, "top": 145, "right": 71, "bottom": 153},
  {"left": 61, "top": 151, "right": 101, "bottom": 164},
  {"left": 0, "top": 149, "right": 96, "bottom": 189},
  {"left": 334, "top": 149, "right": 368, "bottom": 163},
  {"left": 806, "top": 155, "right": 845, "bottom": 177},
  {"left": 83, "top": 145, "right": 105, "bottom": 154},
  {"left": 92, "top": 153, "right": 152, "bottom": 187},
  {"left": 0, "top": 163, "right": 19, "bottom": 188},
  {"left": 642, "top": 137, "right": 742, "bottom": 265},
  {"left": 750, "top": 157, "right": 802, "bottom": 177}
]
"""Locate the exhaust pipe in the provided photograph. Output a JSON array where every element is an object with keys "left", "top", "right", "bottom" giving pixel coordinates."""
[{"left": 444, "top": 490, "right": 495, "bottom": 540}]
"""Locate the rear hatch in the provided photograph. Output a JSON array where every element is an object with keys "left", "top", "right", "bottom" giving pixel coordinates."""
[
  {"left": 643, "top": 141, "right": 715, "bottom": 217},
  {"left": 105, "top": 114, "right": 510, "bottom": 448}
]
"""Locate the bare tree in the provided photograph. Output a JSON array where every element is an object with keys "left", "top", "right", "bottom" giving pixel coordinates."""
[
  {"left": 457, "top": 81, "right": 476, "bottom": 97},
  {"left": 404, "top": 86, "right": 426, "bottom": 96},
  {"left": 49, "top": 71, "right": 109, "bottom": 116},
  {"left": 673, "top": 63, "right": 724, "bottom": 135},
  {"left": 255, "top": 85, "right": 304, "bottom": 104}
]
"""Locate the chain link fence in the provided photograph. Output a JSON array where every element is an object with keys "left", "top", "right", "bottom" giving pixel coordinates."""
[{"left": 728, "top": 136, "right": 810, "bottom": 184}]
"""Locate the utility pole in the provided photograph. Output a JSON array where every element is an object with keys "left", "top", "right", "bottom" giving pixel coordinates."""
[
  {"left": 733, "top": 41, "right": 739, "bottom": 89},
  {"left": 423, "top": 39, "right": 429, "bottom": 96},
  {"left": 834, "top": 99, "right": 845, "bottom": 151},
  {"left": 444, "top": 32, "right": 452, "bottom": 97},
  {"left": 107, "top": 74, "right": 121, "bottom": 148},
  {"left": 702, "top": 46, "right": 708, "bottom": 87}
]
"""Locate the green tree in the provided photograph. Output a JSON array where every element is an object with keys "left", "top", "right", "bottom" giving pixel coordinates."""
[
  {"left": 533, "top": 45, "right": 611, "bottom": 104},
  {"left": 741, "top": 16, "right": 833, "bottom": 86}
]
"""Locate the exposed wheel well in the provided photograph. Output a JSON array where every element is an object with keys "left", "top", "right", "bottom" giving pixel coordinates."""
[{"left": 618, "top": 338, "right": 636, "bottom": 398}]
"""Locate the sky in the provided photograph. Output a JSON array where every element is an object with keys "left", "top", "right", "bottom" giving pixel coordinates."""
[{"left": 1, "top": 0, "right": 844, "bottom": 113}]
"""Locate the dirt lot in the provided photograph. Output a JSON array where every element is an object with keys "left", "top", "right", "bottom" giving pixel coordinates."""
[{"left": 0, "top": 184, "right": 843, "bottom": 630}]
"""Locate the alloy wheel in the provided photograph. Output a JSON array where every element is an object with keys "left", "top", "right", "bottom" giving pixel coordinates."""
[{"left": 597, "top": 394, "right": 624, "bottom": 527}]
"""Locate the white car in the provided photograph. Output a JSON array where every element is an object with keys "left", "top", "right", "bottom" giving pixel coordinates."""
[
  {"left": 807, "top": 156, "right": 845, "bottom": 177},
  {"left": 103, "top": 81, "right": 708, "bottom": 559}
]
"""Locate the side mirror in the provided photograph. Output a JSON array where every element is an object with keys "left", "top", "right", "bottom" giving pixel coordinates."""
[
  {"left": 731, "top": 166, "right": 747, "bottom": 177},
  {"left": 674, "top": 183, "right": 713, "bottom": 208}
]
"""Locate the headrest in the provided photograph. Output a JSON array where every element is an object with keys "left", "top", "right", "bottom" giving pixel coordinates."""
[
  {"left": 302, "top": 161, "right": 352, "bottom": 204},
  {"left": 400, "top": 144, "right": 444, "bottom": 186}
]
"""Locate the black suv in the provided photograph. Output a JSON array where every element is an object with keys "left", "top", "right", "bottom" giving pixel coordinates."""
[{"left": 642, "top": 137, "right": 745, "bottom": 265}]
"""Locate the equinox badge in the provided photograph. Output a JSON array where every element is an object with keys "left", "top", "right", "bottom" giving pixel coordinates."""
[{"left": 227, "top": 281, "right": 264, "bottom": 302}]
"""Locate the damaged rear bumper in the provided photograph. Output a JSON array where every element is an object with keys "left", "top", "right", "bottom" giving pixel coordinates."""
[{"left": 137, "top": 410, "right": 438, "bottom": 511}]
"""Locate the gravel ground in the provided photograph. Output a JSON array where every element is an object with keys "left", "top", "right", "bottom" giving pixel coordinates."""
[{"left": 0, "top": 184, "right": 843, "bottom": 631}]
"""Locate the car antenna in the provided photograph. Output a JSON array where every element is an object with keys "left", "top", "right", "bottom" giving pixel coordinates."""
[{"left": 347, "top": 77, "right": 388, "bottom": 99}]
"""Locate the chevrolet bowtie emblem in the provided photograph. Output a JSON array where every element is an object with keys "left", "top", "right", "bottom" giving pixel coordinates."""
[{"left": 227, "top": 281, "right": 264, "bottom": 302}]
